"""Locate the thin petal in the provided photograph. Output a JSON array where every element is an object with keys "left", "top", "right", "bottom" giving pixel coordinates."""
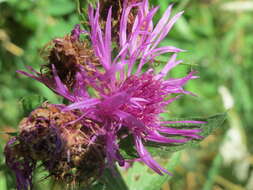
[
  {"left": 134, "top": 136, "right": 172, "bottom": 175},
  {"left": 63, "top": 99, "right": 100, "bottom": 111}
]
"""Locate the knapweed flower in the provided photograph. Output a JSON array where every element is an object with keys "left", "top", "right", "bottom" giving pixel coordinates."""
[
  {"left": 18, "top": 0, "right": 205, "bottom": 175},
  {"left": 5, "top": 104, "right": 105, "bottom": 190}
]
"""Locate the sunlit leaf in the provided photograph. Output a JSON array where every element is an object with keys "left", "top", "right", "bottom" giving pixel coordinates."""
[{"left": 123, "top": 152, "right": 181, "bottom": 190}]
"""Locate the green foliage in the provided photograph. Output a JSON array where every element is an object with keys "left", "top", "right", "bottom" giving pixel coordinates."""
[
  {"left": 123, "top": 152, "right": 181, "bottom": 190},
  {"left": 86, "top": 0, "right": 99, "bottom": 7},
  {"left": 119, "top": 135, "right": 138, "bottom": 160},
  {"left": 0, "top": 132, "right": 18, "bottom": 137},
  {"left": 148, "top": 113, "right": 226, "bottom": 156},
  {"left": 202, "top": 154, "right": 223, "bottom": 190},
  {"left": 94, "top": 169, "right": 129, "bottom": 190},
  {"left": 20, "top": 95, "right": 46, "bottom": 116},
  {"left": 90, "top": 153, "right": 181, "bottom": 190},
  {"left": 120, "top": 113, "right": 226, "bottom": 159},
  {"left": 46, "top": 0, "right": 76, "bottom": 16}
]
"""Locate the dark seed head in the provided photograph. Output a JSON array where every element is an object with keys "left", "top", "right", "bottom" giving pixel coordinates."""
[{"left": 5, "top": 104, "right": 106, "bottom": 189}]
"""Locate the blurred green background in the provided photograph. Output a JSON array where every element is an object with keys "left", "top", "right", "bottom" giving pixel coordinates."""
[{"left": 0, "top": 0, "right": 253, "bottom": 189}]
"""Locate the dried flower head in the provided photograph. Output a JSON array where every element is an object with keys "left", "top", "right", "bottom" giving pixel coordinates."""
[
  {"left": 40, "top": 25, "right": 100, "bottom": 89},
  {"left": 5, "top": 104, "right": 105, "bottom": 190}
]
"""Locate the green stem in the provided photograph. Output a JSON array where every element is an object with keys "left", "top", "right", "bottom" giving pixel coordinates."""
[{"left": 202, "top": 154, "right": 223, "bottom": 190}]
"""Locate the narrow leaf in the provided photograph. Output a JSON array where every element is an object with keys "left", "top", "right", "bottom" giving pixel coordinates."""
[{"left": 19, "top": 95, "right": 47, "bottom": 116}]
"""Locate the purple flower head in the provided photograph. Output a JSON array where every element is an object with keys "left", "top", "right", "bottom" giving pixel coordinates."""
[{"left": 18, "top": 0, "right": 205, "bottom": 175}]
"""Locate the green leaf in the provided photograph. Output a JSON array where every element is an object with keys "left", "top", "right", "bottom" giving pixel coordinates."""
[
  {"left": 90, "top": 168, "right": 129, "bottom": 190},
  {"left": 0, "top": 172, "right": 7, "bottom": 190},
  {"left": 202, "top": 154, "right": 223, "bottom": 190},
  {"left": 19, "top": 95, "right": 47, "bottom": 116},
  {"left": 123, "top": 152, "right": 181, "bottom": 190},
  {"left": 119, "top": 113, "right": 226, "bottom": 158},
  {"left": 0, "top": 132, "right": 18, "bottom": 137},
  {"left": 147, "top": 113, "right": 227, "bottom": 157},
  {"left": 119, "top": 135, "right": 138, "bottom": 160}
]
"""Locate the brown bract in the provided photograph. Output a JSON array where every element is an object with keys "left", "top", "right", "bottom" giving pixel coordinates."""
[
  {"left": 41, "top": 35, "right": 99, "bottom": 89},
  {"left": 10, "top": 104, "right": 105, "bottom": 187}
]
